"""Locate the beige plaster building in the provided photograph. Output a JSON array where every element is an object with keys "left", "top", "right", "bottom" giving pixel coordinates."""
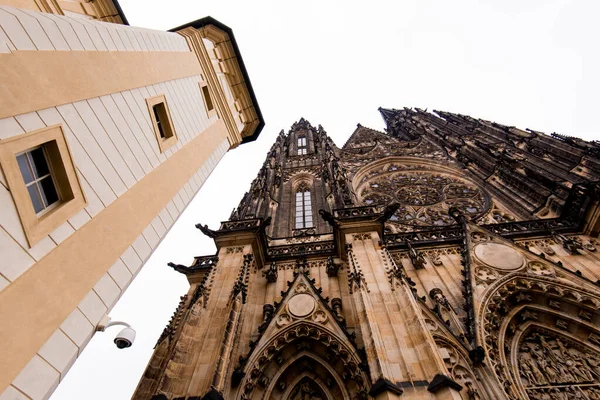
[
  {"left": 133, "top": 112, "right": 600, "bottom": 399},
  {"left": 0, "top": 2, "right": 264, "bottom": 399}
]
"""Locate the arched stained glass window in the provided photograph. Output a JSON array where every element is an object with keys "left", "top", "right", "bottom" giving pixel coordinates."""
[{"left": 295, "top": 189, "right": 313, "bottom": 228}]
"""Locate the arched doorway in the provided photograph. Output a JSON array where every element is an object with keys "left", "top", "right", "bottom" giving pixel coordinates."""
[
  {"left": 479, "top": 272, "right": 600, "bottom": 399},
  {"left": 236, "top": 323, "right": 369, "bottom": 400}
]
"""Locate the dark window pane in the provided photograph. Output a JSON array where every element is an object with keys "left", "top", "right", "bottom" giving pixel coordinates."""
[
  {"left": 40, "top": 176, "right": 59, "bottom": 206},
  {"left": 153, "top": 105, "right": 165, "bottom": 138},
  {"left": 27, "top": 184, "right": 44, "bottom": 213},
  {"left": 29, "top": 147, "right": 50, "bottom": 178},
  {"left": 202, "top": 85, "right": 214, "bottom": 111},
  {"left": 17, "top": 153, "right": 34, "bottom": 184}
]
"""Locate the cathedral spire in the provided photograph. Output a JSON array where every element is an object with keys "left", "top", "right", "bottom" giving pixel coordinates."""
[{"left": 378, "top": 107, "right": 423, "bottom": 140}]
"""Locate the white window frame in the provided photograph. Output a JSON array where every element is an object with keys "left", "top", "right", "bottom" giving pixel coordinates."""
[
  {"left": 295, "top": 189, "right": 313, "bottom": 229},
  {"left": 297, "top": 136, "right": 307, "bottom": 155},
  {"left": 16, "top": 145, "right": 60, "bottom": 216}
]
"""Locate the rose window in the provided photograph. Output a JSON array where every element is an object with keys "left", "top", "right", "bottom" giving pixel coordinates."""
[
  {"left": 357, "top": 169, "right": 489, "bottom": 230},
  {"left": 396, "top": 185, "right": 443, "bottom": 206},
  {"left": 363, "top": 192, "right": 393, "bottom": 206}
]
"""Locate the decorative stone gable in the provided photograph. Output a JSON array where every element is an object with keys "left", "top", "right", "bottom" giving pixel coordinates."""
[{"left": 234, "top": 271, "right": 370, "bottom": 400}]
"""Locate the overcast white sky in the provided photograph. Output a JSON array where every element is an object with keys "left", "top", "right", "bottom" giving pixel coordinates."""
[{"left": 50, "top": 0, "right": 599, "bottom": 398}]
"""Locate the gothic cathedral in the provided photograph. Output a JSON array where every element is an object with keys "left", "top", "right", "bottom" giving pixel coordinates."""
[{"left": 133, "top": 108, "right": 600, "bottom": 400}]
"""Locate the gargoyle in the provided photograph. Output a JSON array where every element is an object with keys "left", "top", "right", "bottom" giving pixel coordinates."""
[
  {"left": 319, "top": 209, "right": 336, "bottom": 227},
  {"left": 379, "top": 201, "right": 400, "bottom": 222},
  {"left": 195, "top": 223, "right": 217, "bottom": 238}
]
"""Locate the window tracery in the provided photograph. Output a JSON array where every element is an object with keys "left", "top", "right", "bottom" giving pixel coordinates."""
[
  {"left": 295, "top": 184, "right": 313, "bottom": 229},
  {"left": 297, "top": 136, "right": 307, "bottom": 155},
  {"left": 358, "top": 169, "right": 489, "bottom": 230}
]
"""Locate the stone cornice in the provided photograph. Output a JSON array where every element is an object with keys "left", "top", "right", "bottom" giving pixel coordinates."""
[{"left": 171, "top": 18, "right": 264, "bottom": 146}]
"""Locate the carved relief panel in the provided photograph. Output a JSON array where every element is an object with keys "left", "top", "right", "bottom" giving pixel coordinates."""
[
  {"left": 516, "top": 330, "right": 600, "bottom": 399},
  {"left": 479, "top": 274, "right": 600, "bottom": 400}
]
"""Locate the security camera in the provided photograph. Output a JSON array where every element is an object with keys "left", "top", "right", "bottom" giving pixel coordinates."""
[
  {"left": 114, "top": 327, "right": 136, "bottom": 349},
  {"left": 96, "top": 315, "right": 136, "bottom": 350}
]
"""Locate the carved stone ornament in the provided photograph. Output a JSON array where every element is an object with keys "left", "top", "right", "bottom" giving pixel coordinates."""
[
  {"left": 325, "top": 256, "right": 340, "bottom": 277},
  {"left": 527, "top": 261, "right": 556, "bottom": 277},
  {"left": 584, "top": 240, "right": 597, "bottom": 252},
  {"left": 355, "top": 162, "right": 490, "bottom": 231},
  {"left": 288, "top": 294, "right": 316, "bottom": 318},
  {"left": 517, "top": 330, "right": 600, "bottom": 399},
  {"left": 429, "top": 288, "right": 451, "bottom": 311},
  {"left": 473, "top": 242, "right": 524, "bottom": 271},
  {"left": 479, "top": 274, "right": 600, "bottom": 400},
  {"left": 406, "top": 240, "right": 426, "bottom": 269},
  {"left": 435, "top": 340, "right": 483, "bottom": 398},
  {"left": 264, "top": 262, "right": 278, "bottom": 283}
]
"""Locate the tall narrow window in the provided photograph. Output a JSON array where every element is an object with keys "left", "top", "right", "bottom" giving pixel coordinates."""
[
  {"left": 297, "top": 137, "right": 307, "bottom": 155},
  {"left": 199, "top": 83, "right": 217, "bottom": 119},
  {"left": 201, "top": 84, "right": 214, "bottom": 112},
  {"left": 295, "top": 189, "right": 313, "bottom": 228},
  {"left": 146, "top": 95, "right": 177, "bottom": 152},
  {"left": 152, "top": 104, "right": 168, "bottom": 139}
]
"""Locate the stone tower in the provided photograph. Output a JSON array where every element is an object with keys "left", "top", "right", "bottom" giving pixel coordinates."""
[
  {"left": 0, "top": 5, "right": 263, "bottom": 398},
  {"left": 133, "top": 109, "right": 600, "bottom": 400}
]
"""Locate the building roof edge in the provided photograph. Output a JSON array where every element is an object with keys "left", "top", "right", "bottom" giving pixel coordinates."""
[
  {"left": 169, "top": 17, "right": 265, "bottom": 144},
  {"left": 112, "top": 0, "right": 130, "bottom": 25}
]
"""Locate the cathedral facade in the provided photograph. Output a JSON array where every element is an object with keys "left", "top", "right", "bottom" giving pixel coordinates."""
[{"left": 134, "top": 108, "right": 600, "bottom": 400}]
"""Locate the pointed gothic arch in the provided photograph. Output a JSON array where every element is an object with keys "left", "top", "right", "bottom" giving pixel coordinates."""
[
  {"left": 235, "top": 321, "right": 369, "bottom": 400},
  {"left": 283, "top": 375, "right": 332, "bottom": 400},
  {"left": 289, "top": 174, "right": 316, "bottom": 231},
  {"left": 478, "top": 270, "right": 600, "bottom": 400},
  {"left": 262, "top": 351, "right": 350, "bottom": 400}
]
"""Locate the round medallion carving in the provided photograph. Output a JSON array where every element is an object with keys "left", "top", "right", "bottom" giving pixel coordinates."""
[
  {"left": 474, "top": 242, "right": 524, "bottom": 270},
  {"left": 288, "top": 294, "right": 315, "bottom": 317}
]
